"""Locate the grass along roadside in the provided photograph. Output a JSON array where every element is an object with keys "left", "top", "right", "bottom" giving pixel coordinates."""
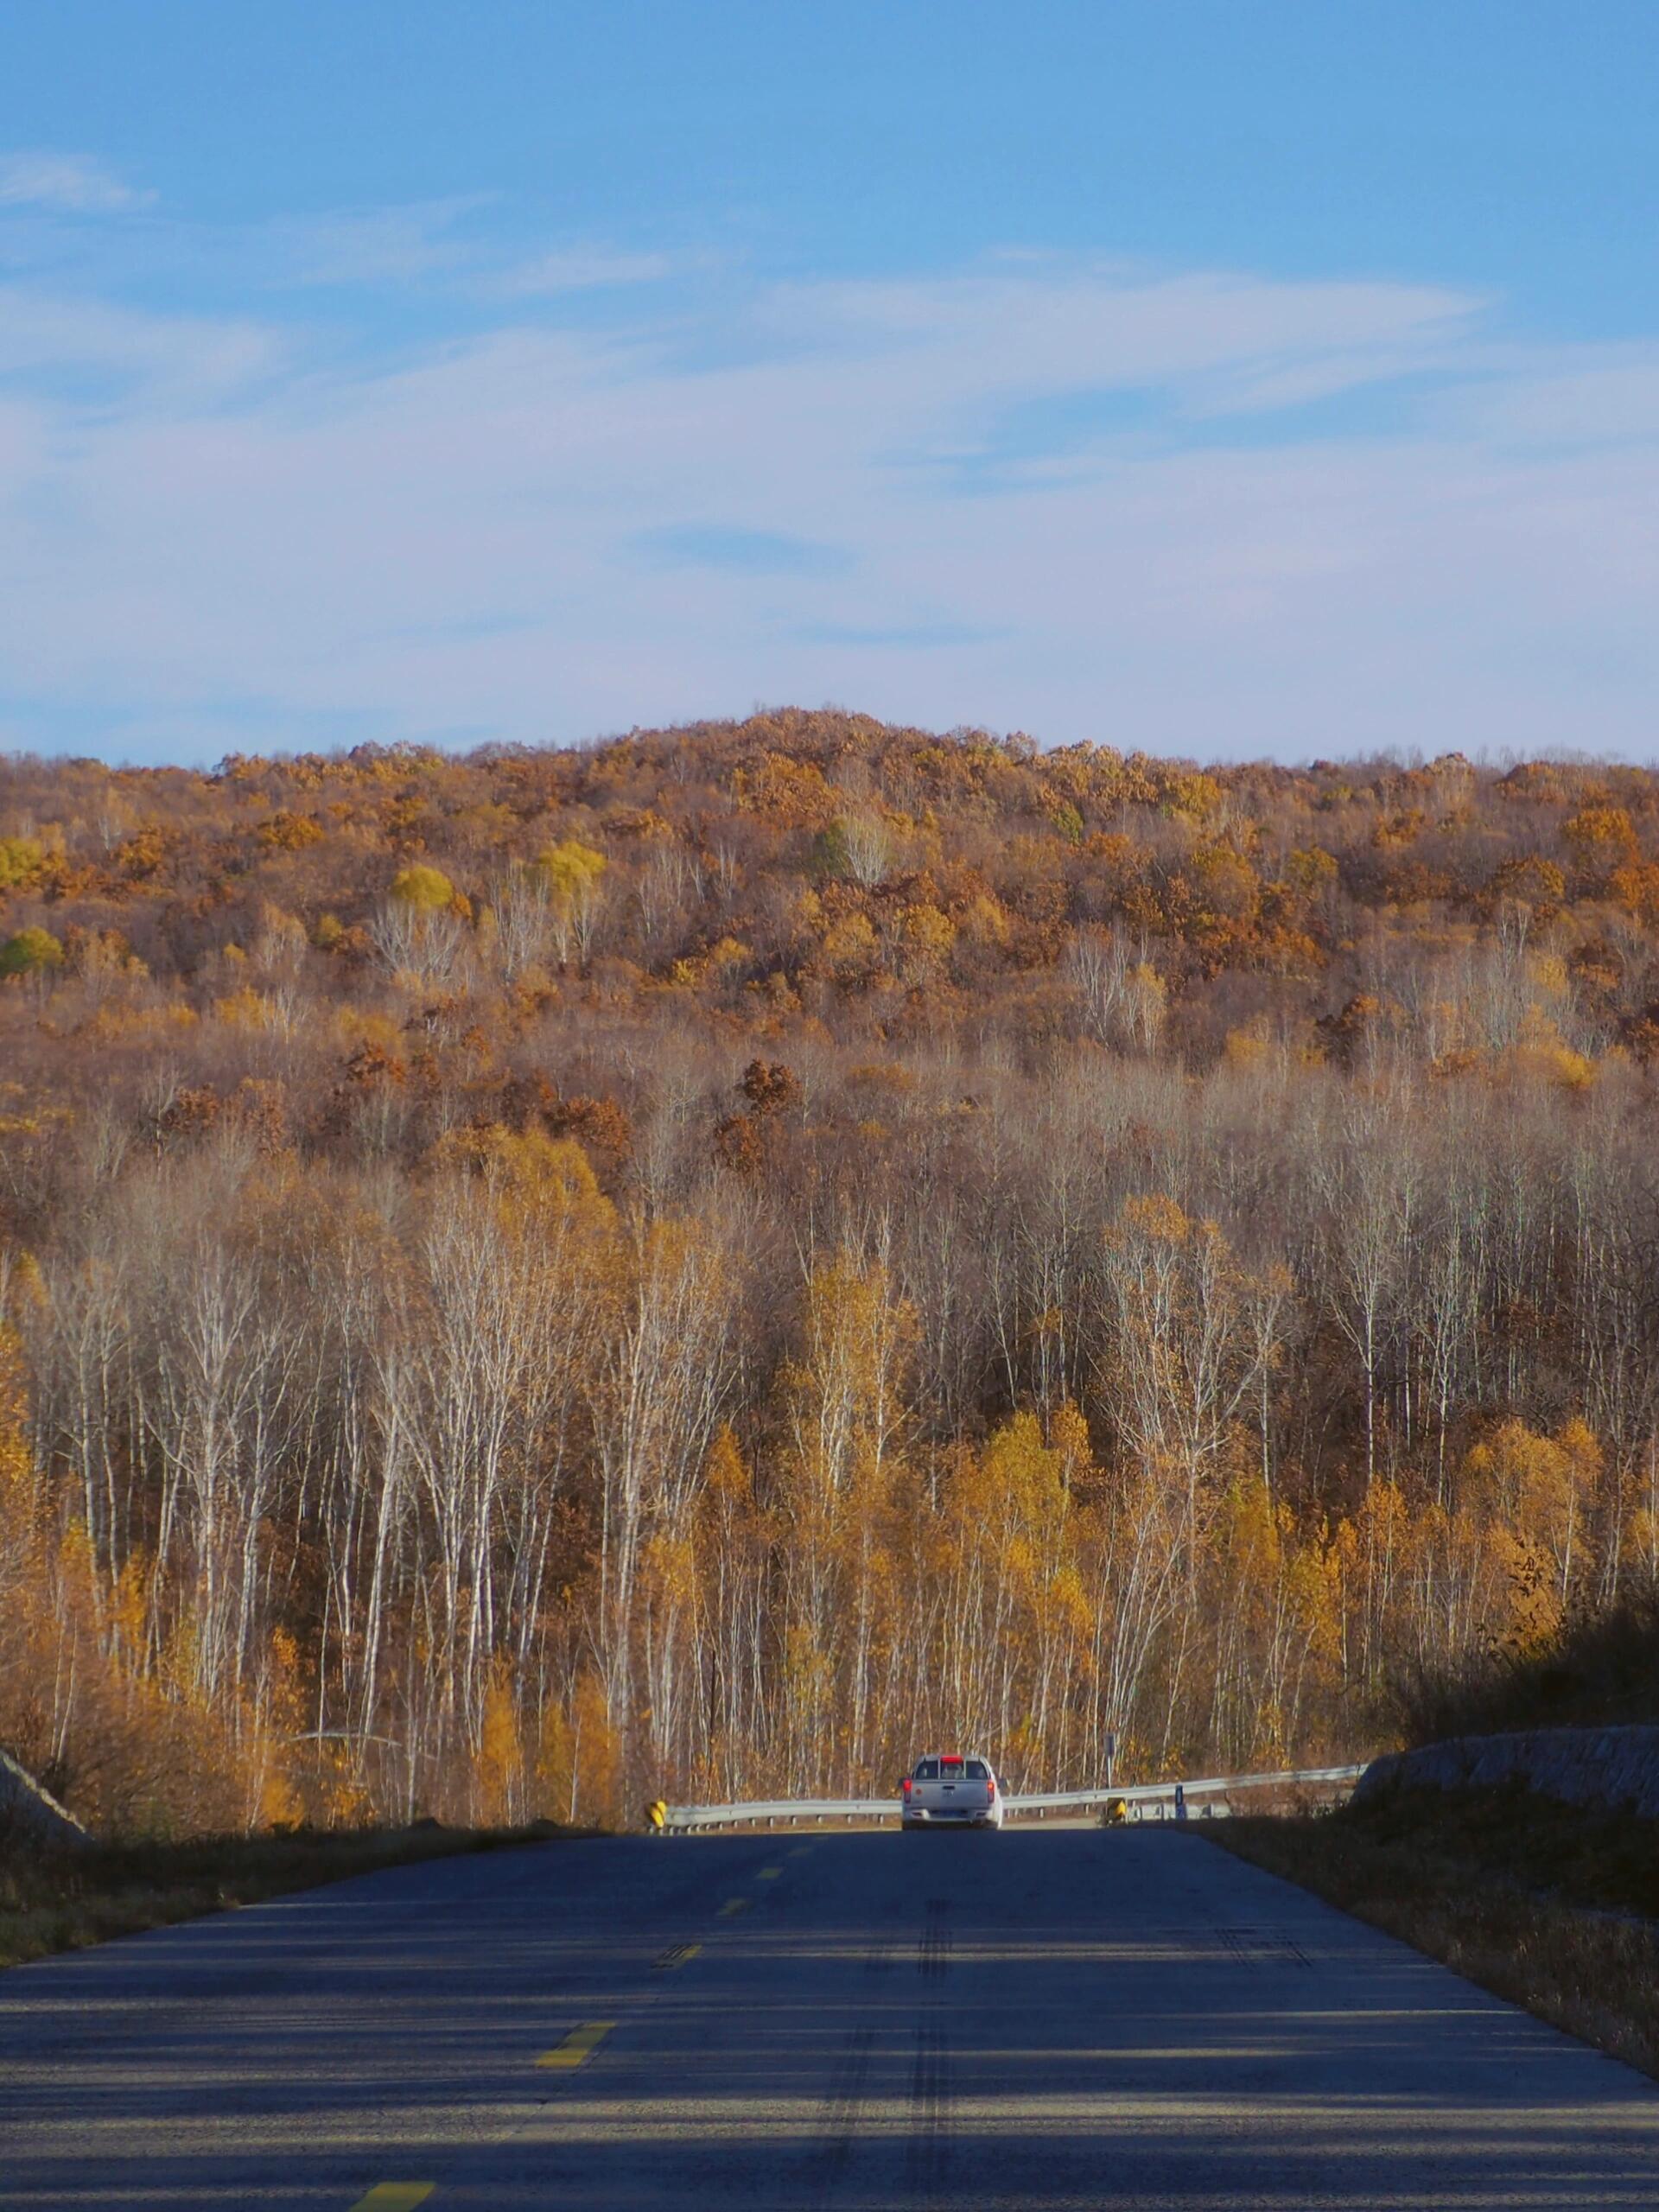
[
  {"left": 0, "top": 1815, "right": 589, "bottom": 1972},
  {"left": 1211, "top": 1782, "right": 1659, "bottom": 2082}
]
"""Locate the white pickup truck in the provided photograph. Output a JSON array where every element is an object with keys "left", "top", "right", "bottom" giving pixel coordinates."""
[{"left": 900, "top": 1751, "right": 1003, "bottom": 1830}]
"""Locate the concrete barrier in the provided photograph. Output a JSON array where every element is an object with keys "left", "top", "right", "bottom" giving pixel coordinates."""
[
  {"left": 1357, "top": 1725, "right": 1659, "bottom": 1819},
  {"left": 0, "top": 1748, "right": 91, "bottom": 1850}
]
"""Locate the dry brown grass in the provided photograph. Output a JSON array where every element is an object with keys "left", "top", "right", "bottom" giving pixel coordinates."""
[
  {"left": 1214, "top": 1783, "right": 1659, "bottom": 2081},
  {"left": 0, "top": 1814, "right": 588, "bottom": 1973}
]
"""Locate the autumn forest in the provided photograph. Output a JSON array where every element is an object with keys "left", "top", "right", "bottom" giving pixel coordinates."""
[{"left": 3, "top": 713, "right": 1659, "bottom": 1834}]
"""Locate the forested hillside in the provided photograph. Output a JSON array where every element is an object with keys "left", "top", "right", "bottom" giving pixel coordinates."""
[{"left": 3, "top": 713, "right": 1659, "bottom": 1834}]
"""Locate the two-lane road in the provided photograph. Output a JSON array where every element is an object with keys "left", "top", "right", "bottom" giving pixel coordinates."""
[{"left": 3, "top": 1825, "right": 1656, "bottom": 2208}]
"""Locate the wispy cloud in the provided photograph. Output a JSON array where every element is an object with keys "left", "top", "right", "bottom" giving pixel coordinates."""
[
  {"left": 2, "top": 243, "right": 1659, "bottom": 761},
  {"left": 256, "top": 202, "right": 675, "bottom": 299},
  {"left": 0, "top": 151, "right": 151, "bottom": 214},
  {"left": 795, "top": 619, "right": 1001, "bottom": 649},
  {"left": 269, "top": 199, "right": 493, "bottom": 289},
  {"left": 0, "top": 289, "right": 279, "bottom": 404},
  {"left": 499, "top": 246, "right": 675, "bottom": 296},
  {"left": 636, "top": 524, "right": 850, "bottom": 576}
]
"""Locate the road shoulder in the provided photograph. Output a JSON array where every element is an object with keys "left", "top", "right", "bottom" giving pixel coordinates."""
[{"left": 1211, "top": 1783, "right": 1659, "bottom": 2082}]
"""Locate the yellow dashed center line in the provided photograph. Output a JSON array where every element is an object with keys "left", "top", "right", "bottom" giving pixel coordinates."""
[
  {"left": 653, "top": 1942, "right": 702, "bottom": 1971},
  {"left": 787, "top": 1845, "right": 813, "bottom": 1859},
  {"left": 537, "top": 2020, "right": 616, "bottom": 2069},
  {"left": 348, "top": 2189, "right": 434, "bottom": 2212},
  {"left": 717, "top": 1896, "right": 749, "bottom": 1917},
  {"left": 757, "top": 1866, "right": 782, "bottom": 1879}
]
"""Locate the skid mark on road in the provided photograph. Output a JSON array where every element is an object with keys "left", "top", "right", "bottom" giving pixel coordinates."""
[
  {"left": 917, "top": 1898, "right": 953, "bottom": 1981},
  {"left": 809, "top": 2023, "right": 874, "bottom": 2205},
  {"left": 652, "top": 1942, "right": 702, "bottom": 1972},
  {"left": 1214, "top": 1925, "right": 1314, "bottom": 1969},
  {"left": 906, "top": 2023, "right": 952, "bottom": 2199}
]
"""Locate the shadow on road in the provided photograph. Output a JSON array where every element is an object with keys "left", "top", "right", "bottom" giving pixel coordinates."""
[{"left": 2, "top": 1828, "right": 1656, "bottom": 2208}]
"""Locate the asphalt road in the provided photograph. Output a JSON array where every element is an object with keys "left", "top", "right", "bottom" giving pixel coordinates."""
[{"left": 3, "top": 1824, "right": 1657, "bottom": 2209}]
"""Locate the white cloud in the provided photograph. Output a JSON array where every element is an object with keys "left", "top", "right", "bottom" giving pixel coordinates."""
[
  {"left": 1455, "top": 352, "right": 1659, "bottom": 449},
  {"left": 238, "top": 201, "right": 674, "bottom": 297},
  {"left": 0, "top": 289, "right": 278, "bottom": 401},
  {"left": 498, "top": 246, "right": 676, "bottom": 295},
  {"left": 2, "top": 250, "right": 1659, "bottom": 760},
  {"left": 269, "top": 199, "right": 492, "bottom": 289},
  {"left": 0, "top": 151, "right": 151, "bottom": 214}
]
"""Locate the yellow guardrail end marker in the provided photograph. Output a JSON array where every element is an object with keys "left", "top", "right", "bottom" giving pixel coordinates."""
[{"left": 537, "top": 2020, "right": 616, "bottom": 2069}]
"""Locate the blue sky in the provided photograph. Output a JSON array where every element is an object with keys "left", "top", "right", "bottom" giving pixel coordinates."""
[{"left": 3, "top": 2, "right": 1658, "bottom": 763}]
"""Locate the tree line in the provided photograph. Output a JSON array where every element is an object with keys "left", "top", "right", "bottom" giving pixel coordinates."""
[{"left": 1, "top": 713, "right": 1656, "bottom": 1832}]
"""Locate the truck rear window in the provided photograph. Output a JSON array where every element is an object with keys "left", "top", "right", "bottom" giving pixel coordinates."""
[
  {"left": 914, "top": 1758, "right": 940, "bottom": 1781},
  {"left": 965, "top": 1759, "right": 988, "bottom": 1780}
]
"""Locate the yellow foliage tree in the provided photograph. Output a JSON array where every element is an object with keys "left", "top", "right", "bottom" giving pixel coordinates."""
[
  {"left": 535, "top": 839, "right": 607, "bottom": 965},
  {"left": 390, "top": 862, "right": 460, "bottom": 912},
  {"left": 474, "top": 1659, "right": 525, "bottom": 1826}
]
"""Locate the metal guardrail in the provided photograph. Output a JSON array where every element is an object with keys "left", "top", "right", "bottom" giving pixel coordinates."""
[
  {"left": 666, "top": 1796, "right": 881, "bottom": 1833},
  {"left": 1011, "top": 1762, "right": 1366, "bottom": 1815},
  {"left": 661, "top": 1761, "right": 1367, "bottom": 1833}
]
